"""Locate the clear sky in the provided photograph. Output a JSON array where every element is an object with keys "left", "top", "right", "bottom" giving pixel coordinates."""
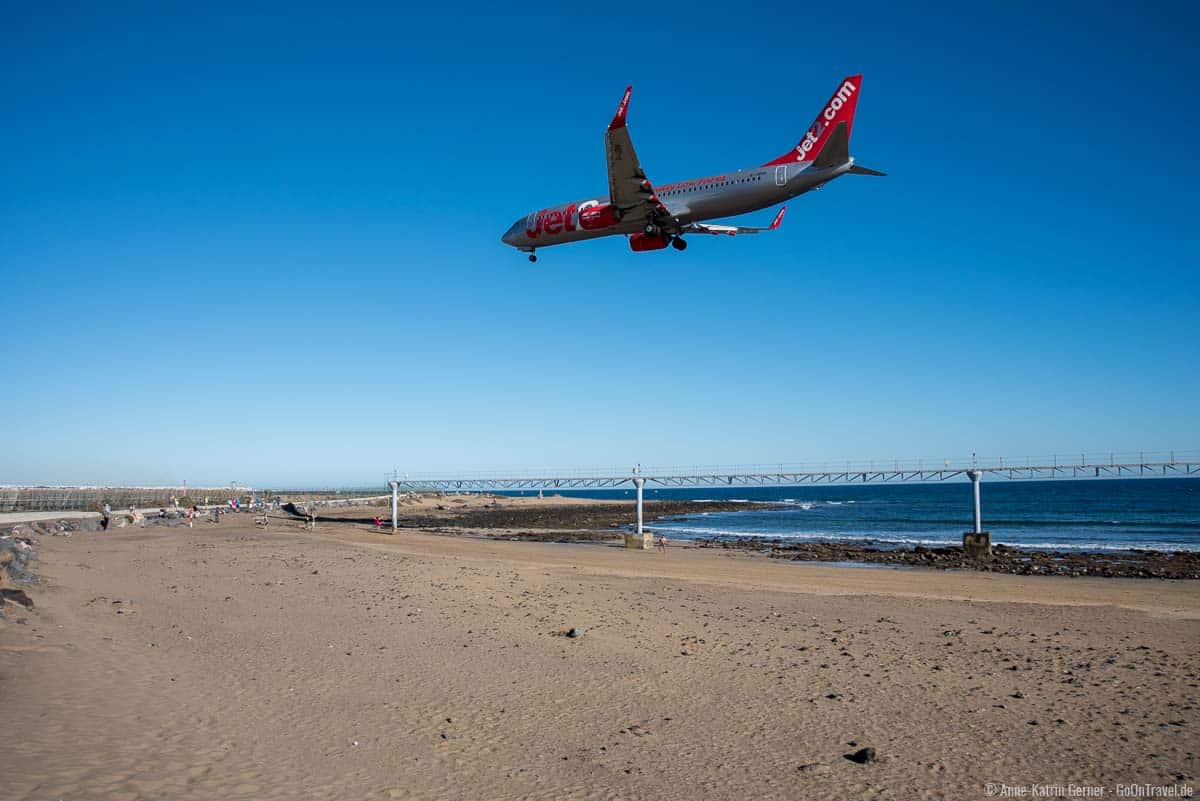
[{"left": 2, "top": 2, "right": 1197, "bottom": 487}]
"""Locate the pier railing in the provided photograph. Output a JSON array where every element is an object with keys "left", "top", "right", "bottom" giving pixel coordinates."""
[
  {"left": 383, "top": 450, "right": 1199, "bottom": 538},
  {"left": 390, "top": 450, "right": 1200, "bottom": 492}
]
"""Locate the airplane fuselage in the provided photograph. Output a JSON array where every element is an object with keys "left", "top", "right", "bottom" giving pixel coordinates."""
[{"left": 501, "top": 159, "right": 853, "bottom": 251}]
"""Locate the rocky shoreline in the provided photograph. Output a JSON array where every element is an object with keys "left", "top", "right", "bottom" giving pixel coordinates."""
[
  {"left": 695, "top": 538, "right": 1200, "bottom": 579},
  {"left": 333, "top": 499, "right": 779, "bottom": 533},
  {"left": 397, "top": 501, "right": 1200, "bottom": 579},
  {"left": 315, "top": 499, "right": 1200, "bottom": 579}
]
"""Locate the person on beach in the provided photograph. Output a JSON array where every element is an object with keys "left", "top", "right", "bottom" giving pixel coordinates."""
[
  {"left": 188, "top": 506, "right": 197, "bottom": 528},
  {"left": 101, "top": 512, "right": 110, "bottom": 531},
  {"left": 103, "top": 502, "right": 111, "bottom": 516},
  {"left": 656, "top": 534, "right": 668, "bottom": 553},
  {"left": 373, "top": 516, "right": 383, "bottom": 531}
]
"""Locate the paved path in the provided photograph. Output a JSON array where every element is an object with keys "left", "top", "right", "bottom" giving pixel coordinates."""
[
  {"left": 0, "top": 511, "right": 100, "bottom": 525},
  {"left": 1, "top": 504, "right": 275, "bottom": 527},
  {"left": 1, "top": 507, "right": 216, "bottom": 526}
]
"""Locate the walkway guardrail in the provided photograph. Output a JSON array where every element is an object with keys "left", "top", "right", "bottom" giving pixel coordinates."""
[
  {"left": 391, "top": 451, "right": 1200, "bottom": 492},
  {"left": 383, "top": 452, "right": 1199, "bottom": 539}
]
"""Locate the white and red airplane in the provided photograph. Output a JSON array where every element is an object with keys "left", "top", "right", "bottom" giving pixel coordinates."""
[{"left": 501, "top": 75, "right": 884, "bottom": 261}]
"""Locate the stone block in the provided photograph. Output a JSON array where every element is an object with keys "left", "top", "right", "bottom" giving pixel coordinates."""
[
  {"left": 624, "top": 531, "right": 652, "bottom": 550},
  {"left": 963, "top": 531, "right": 992, "bottom": 559}
]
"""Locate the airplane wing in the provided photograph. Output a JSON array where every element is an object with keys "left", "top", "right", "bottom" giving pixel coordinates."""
[
  {"left": 605, "top": 87, "right": 674, "bottom": 229},
  {"left": 682, "top": 206, "right": 787, "bottom": 236}
]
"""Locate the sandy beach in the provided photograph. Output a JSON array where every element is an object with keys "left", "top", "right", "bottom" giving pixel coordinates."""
[{"left": 2, "top": 499, "right": 1197, "bottom": 800}]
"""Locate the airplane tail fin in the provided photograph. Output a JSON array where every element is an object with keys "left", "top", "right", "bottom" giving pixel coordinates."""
[
  {"left": 812, "top": 122, "right": 849, "bottom": 169},
  {"left": 763, "top": 74, "right": 862, "bottom": 167}
]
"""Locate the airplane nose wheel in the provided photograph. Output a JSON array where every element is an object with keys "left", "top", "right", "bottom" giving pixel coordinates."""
[
  {"left": 528, "top": 253, "right": 538, "bottom": 263},
  {"left": 671, "top": 237, "right": 687, "bottom": 251}
]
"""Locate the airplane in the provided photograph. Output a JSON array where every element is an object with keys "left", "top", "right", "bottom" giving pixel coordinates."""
[{"left": 501, "top": 75, "right": 884, "bottom": 262}]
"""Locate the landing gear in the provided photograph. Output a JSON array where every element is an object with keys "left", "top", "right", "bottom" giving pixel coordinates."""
[
  {"left": 528, "top": 253, "right": 538, "bottom": 263},
  {"left": 644, "top": 223, "right": 660, "bottom": 235},
  {"left": 671, "top": 237, "right": 688, "bottom": 251}
]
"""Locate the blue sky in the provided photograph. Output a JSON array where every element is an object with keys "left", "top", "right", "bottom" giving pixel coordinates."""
[{"left": 2, "top": 2, "right": 1197, "bottom": 487}]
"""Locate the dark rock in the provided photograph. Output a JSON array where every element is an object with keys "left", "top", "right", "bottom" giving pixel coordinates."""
[
  {"left": 566, "top": 627, "right": 582, "bottom": 638},
  {"left": 724, "top": 535, "right": 1200, "bottom": 579},
  {"left": 0, "top": 589, "right": 34, "bottom": 609},
  {"left": 845, "top": 747, "right": 876, "bottom": 764},
  {"left": 397, "top": 500, "right": 779, "bottom": 536}
]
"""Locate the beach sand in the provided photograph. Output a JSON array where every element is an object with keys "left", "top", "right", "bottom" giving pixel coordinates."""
[{"left": 2, "top": 502, "right": 1197, "bottom": 800}]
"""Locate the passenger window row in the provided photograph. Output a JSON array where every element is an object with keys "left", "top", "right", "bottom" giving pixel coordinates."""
[{"left": 662, "top": 174, "right": 763, "bottom": 196}]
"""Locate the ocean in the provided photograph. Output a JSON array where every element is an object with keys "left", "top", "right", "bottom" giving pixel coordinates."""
[{"left": 510, "top": 478, "right": 1200, "bottom": 553}]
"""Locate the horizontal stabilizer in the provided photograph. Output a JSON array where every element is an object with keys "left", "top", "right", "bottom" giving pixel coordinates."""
[{"left": 849, "top": 164, "right": 887, "bottom": 177}]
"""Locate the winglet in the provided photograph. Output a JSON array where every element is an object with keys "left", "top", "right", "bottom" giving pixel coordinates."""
[
  {"left": 770, "top": 206, "right": 787, "bottom": 230},
  {"left": 608, "top": 86, "right": 632, "bottom": 131}
]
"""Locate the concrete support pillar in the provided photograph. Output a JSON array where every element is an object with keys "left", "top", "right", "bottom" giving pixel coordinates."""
[
  {"left": 634, "top": 476, "right": 645, "bottom": 535},
  {"left": 389, "top": 481, "right": 399, "bottom": 534},
  {"left": 963, "top": 469, "right": 991, "bottom": 558},
  {"left": 625, "top": 468, "right": 651, "bottom": 549},
  {"left": 968, "top": 469, "right": 982, "bottom": 534}
]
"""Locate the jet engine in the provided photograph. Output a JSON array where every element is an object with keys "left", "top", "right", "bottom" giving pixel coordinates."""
[
  {"left": 579, "top": 203, "right": 621, "bottom": 230},
  {"left": 628, "top": 232, "right": 670, "bottom": 252}
]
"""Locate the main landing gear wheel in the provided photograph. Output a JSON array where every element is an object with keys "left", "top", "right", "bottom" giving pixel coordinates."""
[
  {"left": 528, "top": 253, "right": 537, "bottom": 263},
  {"left": 644, "top": 223, "right": 660, "bottom": 235},
  {"left": 671, "top": 237, "right": 688, "bottom": 251}
]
